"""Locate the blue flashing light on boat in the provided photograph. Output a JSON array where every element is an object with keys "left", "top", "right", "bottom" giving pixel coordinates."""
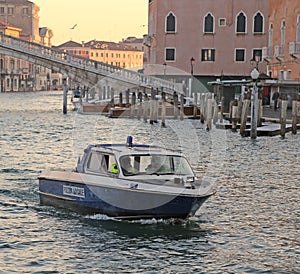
[{"left": 126, "top": 136, "right": 133, "bottom": 147}]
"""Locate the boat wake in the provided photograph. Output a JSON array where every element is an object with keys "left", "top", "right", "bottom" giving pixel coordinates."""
[{"left": 84, "top": 213, "right": 193, "bottom": 225}]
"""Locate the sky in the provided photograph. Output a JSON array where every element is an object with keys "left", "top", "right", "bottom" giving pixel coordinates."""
[{"left": 33, "top": 0, "right": 148, "bottom": 46}]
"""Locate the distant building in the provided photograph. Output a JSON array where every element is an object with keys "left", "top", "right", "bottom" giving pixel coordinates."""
[
  {"left": 39, "top": 27, "right": 53, "bottom": 47},
  {"left": 263, "top": 0, "right": 300, "bottom": 101},
  {"left": 0, "top": 0, "right": 40, "bottom": 43},
  {"left": 0, "top": 20, "right": 22, "bottom": 92},
  {"left": 121, "top": 36, "right": 144, "bottom": 51},
  {"left": 121, "top": 36, "right": 148, "bottom": 64},
  {"left": 57, "top": 39, "right": 144, "bottom": 70},
  {"left": 0, "top": 0, "right": 54, "bottom": 91}
]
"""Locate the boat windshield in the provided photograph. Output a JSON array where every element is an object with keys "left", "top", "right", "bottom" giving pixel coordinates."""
[{"left": 119, "top": 154, "right": 194, "bottom": 176}]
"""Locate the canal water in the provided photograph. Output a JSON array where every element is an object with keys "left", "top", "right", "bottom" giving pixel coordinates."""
[{"left": 0, "top": 91, "right": 299, "bottom": 273}]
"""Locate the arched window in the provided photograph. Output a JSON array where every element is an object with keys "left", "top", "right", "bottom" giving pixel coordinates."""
[
  {"left": 281, "top": 20, "right": 286, "bottom": 46},
  {"left": 236, "top": 12, "right": 246, "bottom": 33},
  {"left": 268, "top": 23, "right": 273, "bottom": 47},
  {"left": 204, "top": 13, "right": 214, "bottom": 33},
  {"left": 296, "top": 15, "right": 300, "bottom": 42},
  {"left": 254, "top": 12, "right": 263, "bottom": 33},
  {"left": 10, "top": 59, "right": 15, "bottom": 70},
  {"left": 166, "top": 12, "right": 176, "bottom": 33}
]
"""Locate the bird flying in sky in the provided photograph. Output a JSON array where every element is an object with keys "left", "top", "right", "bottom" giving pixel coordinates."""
[{"left": 70, "top": 24, "right": 77, "bottom": 30}]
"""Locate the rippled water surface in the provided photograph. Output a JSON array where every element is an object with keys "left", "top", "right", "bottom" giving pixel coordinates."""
[{"left": 0, "top": 91, "right": 299, "bottom": 273}]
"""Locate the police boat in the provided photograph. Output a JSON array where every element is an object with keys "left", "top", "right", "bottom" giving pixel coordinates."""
[{"left": 38, "top": 136, "right": 215, "bottom": 219}]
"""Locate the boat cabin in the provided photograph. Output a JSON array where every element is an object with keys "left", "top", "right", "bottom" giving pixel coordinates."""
[{"left": 75, "top": 143, "right": 195, "bottom": 181}]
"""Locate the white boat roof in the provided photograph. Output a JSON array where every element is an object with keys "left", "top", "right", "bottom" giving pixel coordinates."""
[{"left": 89, "top": 144, "right": 182, "bottom": 157}]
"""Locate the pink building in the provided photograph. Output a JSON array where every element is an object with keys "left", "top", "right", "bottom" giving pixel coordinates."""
[
  {"left": 146, "top": 0, "right": 269, "bottom": 82},
  {"left": 262, "top": 0, "right": 300, "bottom": 103}
]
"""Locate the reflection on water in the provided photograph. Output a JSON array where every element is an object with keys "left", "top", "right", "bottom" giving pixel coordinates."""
[{"left": 0, "top": 91, "right": 299, "bottom": 273}]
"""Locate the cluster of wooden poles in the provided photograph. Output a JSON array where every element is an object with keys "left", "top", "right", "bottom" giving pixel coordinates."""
[
  {"left": 229, "top": 91, "right": 300, "bottom": 138},
  {"left": 111, "top": 87, "right": 220, "bottom": 130}
]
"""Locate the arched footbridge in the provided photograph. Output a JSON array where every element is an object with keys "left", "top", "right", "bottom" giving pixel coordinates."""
[{"left": 0, "top": 33, "right": 184, "bottom": 95}]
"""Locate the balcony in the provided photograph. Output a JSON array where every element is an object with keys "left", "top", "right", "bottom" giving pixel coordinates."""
[
  {"left": 274, "top": 45, "right": 285, "bottom": 61},
  {"left": 262, "top": 46, "right": 273, "bottom": 62},
  {"left": 289, "top": 41, "right": 300, "bottom": 58}
]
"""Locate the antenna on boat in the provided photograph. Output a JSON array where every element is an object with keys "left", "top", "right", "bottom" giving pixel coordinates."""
[{"left": 126, "top": 136, "right": 133, "bottom": 147}]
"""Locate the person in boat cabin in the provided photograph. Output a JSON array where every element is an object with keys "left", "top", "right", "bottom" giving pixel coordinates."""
[
  {"left": 146, "top": 155, "right": 169, "bottom": 173},
  {"left": 111, "top": 163, "right": 118, "bottom": 174},
  {"left": 120, "top": 156, "right": 136, "bottom": 175}
]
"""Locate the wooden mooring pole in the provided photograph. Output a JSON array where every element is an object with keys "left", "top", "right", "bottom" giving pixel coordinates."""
[
  {"left": 161, "top": 90, "right": 166, "bottom": 127},
  {"left": 280, "top": 94, "right": 288, "bottom": 138},
  {"left": 137, "top": 91, "right": 143, "bottom": 120},
  {"left": 230, "top": 99, "right": 239, "bottom": 132},
  {"left": 150, "top": 88, "right": 155, "bottom": 124},
  {"left": 143, "top": 92, "right": 149, "bottom": 123},
  {"left": 250, "top": 84, "right": 259, "bottom": 139},
  {"left": 180, "top": 94, "right": 184, "bottom": 121},
  {"left": 173, "top": 92, "right": 179, "bottom": 119},
  {"left": 240, "top": 92, "right": 251, "bottom": 136},
  {"left": 130, "top": 91, "right": 136, "bottom": 118},
  {"left": 63, "top": 76, "right": 68, "bottom": 114},
  {"left": 291, "top": 95, "right": 299, "bottom": 134},
  {"left": 206, "top": 93, "right": 213, "bottom": 131},
  {"left": 193, "top": 93, "right": 198, "bottom": 119}
]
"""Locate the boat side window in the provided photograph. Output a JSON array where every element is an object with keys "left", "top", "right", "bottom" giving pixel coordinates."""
[{"left": 86, "top": 152, "right": 109, "bottom": 173}]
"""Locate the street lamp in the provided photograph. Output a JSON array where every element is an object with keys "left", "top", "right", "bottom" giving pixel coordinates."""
[{"left": 250, "top": 57, "right": 260, "bottom": 139}]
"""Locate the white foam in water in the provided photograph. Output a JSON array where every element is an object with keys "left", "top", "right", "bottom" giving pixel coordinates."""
[
  {"left": 85, "top": 214, "right": 119, "bottom": 221},
  {"left": 84, "top": 214, "right": 186, "bottom": 225}
]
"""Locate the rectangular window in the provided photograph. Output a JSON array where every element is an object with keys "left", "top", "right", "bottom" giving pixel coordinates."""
[
  {"left": 280, "top": 70, "right": 284, "bottom": 80},
  {"left": 219, "top": 18, "right": 226, "bottom": 27},
  {"left": 0, "top": 7, "right": 5, "bottom": 14},
  {"left": 235, "top": 49, "right": 245, "bottom": 62},
  {"left": 252, "top": 49, "right": 262, "bottom": 62},
  {"left": 22, "top": 8, "right": 29, "bottom": 15},
  {"left": 201, "top": 49, "right": 215, "bottom": 61},
  {"left": 7, "top": 7, "right": 14, "bottom": 15},
  {"left": 165, "top": 48, "right": 175, "bottom": 61}
]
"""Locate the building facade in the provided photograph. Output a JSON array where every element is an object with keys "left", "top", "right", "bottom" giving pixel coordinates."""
[
  {"left": 146, "top": 0, "right": 269, "bottom": 84},
  {"left": 0, "top": 0, "right": 40, "bottom": 42},
  {"left": 262, "top": 0, "right": 300, "bottom": 98},
  {"left": 58, "top": 39, "right": 144, "bottom": 71},
  {"left": 0, "top": 20, "right": 22, "bottom": 92},
  {"left": 0, "top": 0, "right": 53, "bottom": 92}
]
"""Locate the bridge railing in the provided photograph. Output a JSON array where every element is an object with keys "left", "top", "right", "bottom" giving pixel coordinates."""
[{"left": 0, "top": 33, "right": 183, "bottom": 95}]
